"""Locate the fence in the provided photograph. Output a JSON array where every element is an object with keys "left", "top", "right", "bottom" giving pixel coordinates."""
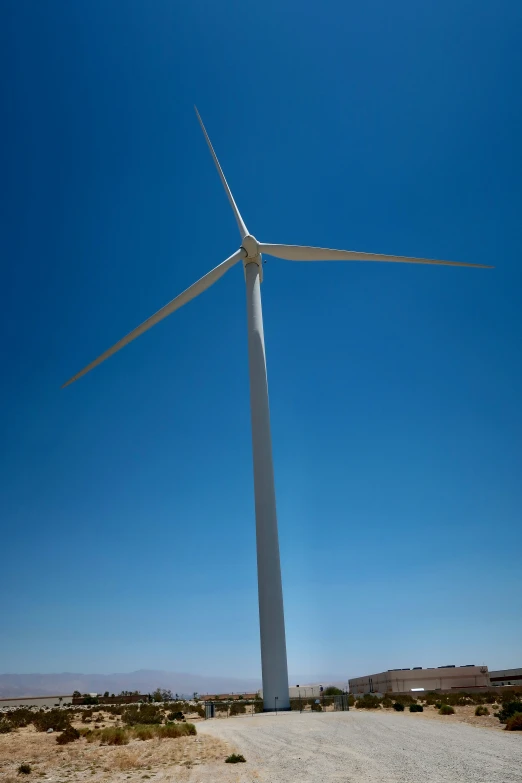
[{"left": 203, "top": 694, "right": 350, "bottom": 718}]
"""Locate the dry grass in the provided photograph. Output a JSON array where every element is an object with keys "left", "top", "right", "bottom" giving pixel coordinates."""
[{"left": 0, "top": 719, "right": 231, "bottom": 782}]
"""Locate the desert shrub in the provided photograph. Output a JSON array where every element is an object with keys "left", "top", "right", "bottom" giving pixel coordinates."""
[
  {"left": 475, "top": 706, "right": 489, "bottom": 716},
  {"left": 56, "top": 726, "right": 80, "bottom": 745},
  {"left": 500, "top": 688, "right": 522, "bottom": 704},
  {"left": 214, "top": 703, "right": 228, "bottom": 713},
  {"left": 18, "top": 763, "right": 31, "bottom": 775},
  {"left": 229, "top": 703, "right": 246, "bottom": 716},
  {"left": 323, "top": 687, "right": 343, "bottom": 696},
  {"left": 310, "top": 702, "right": 322, "bottom": 712},
  {"left": 484, "top": 694, "right": 497, "bottom": 704},
  {"left": 347, "top": 694, "right": 355, "bottom": 707},
  {"left": 390, "top": 694, "right": 415, "bottom": 705},
  {"left": 409, "top": 704, "right": 423, "bottom": 712},
  {"left": 193, "top": 706, "right": 205, "bottom": 718},
  {"left": 290, "top": 699, "right": 304, "bottom": 710},
  {"left": 81, "top": 710, "right": 94, "bottom": 723},
  {"left": 505, "top": 713, "right": 522, "bottom": 731},
  {"left": 494, "top": 701, "right": 522, "bottom": 723},
  {"left": 381, "top": 697, "right": 393, "bottom": 708},
  {"left": 225, "top": 754, "right": 246, "bottom": 763},
  {"left": 33, "top": 709, "right": 71, "bottom": 733},
  {"left": 0, "top": 719, "right": 13, "bottom": 733},
  {"left": 134, "top": 725, "right": 155, "bottom": 741},
  {"left": 122, "top": 705, "right": 162, "bottom": 726},
  {"left": 6, "top": 709, "right": 33, "bottom": 728},
  {"left": 438, "top": 704, "right": 455, "bottom": 715},
  {"left": 157, "top": 722, "right": 196, "bottom": 739},
  {"left": 99, "top": 727, "right": 129, "bottom": 745},
  {"left": 355, "top": 695, "right": 381, "bottom": 709},
  {"left": 393, "top": 702, "right": 405, "bottom": 712},
  {"left": 167, "top": 711, "right": 185, "bottom": 722},
  {"left": 445, "top": 694, "right": 471, "bottom": 707},
  {"left": 78, "top": 728, "right": 92, "bottom": 737}
]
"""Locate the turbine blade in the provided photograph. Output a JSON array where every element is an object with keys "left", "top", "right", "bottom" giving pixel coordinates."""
[
  {"left": 62, "top": 248, "right": 246, "bottom": 388},
  {"left": 259, "top": 243, "right": 493, "bottom": 269},
  {"left": 194, "top": 106, "right": 248, "bottom": 240}
]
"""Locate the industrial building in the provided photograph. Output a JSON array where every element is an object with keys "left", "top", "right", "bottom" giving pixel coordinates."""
[
  {"left": 0, "top": 695, "right": 73, "bottom": 710},
  {"left": 349, "top": 665, "right": 489, "bottom": 694},
  {"left": 489, "top": 668, "right": 522, "bottom": 687}
]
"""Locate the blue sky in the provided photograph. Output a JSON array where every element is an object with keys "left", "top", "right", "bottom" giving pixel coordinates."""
[{"left": 1, "top": 0, "right": 521, "bottom": 682}]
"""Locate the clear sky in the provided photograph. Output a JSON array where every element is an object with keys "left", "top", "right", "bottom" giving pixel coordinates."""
[{"left": 1, "top": 0, "right": 521, "bottom": 682}]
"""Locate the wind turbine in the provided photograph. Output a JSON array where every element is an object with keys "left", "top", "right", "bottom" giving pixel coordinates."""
[{"left": 63, "top": 108, "right": 492, "bottom": 712}]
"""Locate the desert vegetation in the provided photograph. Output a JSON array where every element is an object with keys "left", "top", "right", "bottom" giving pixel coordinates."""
[
  {"left": 225, "top": 753, "right": 246, "bottom": 763},
  {"left": 355, "top": 695, "right": 381, "bottom": 709}
]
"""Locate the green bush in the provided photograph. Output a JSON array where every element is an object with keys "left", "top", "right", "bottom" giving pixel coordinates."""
[
  {"left": 225, "top": 754, "right": 246, "bottom": 763},
  {"left": 310, "top": 702, "right": 322, "bottom": 712},
  {"left": 229, "top": 703, "right": 246, "bottom": 716},
  {"left": 18, "top": 763, "right": 31, "bottom": 775},
  {"left": 134, "top": 725, "right": 155, "bottom": 741},
  {"left": 33, "top": 710, "right": 71, "bottom": 733},
  {"left": 90, "top": 727, "right": 129, "bottom": 745},
  {"left": 323, "top": 687, "right": 343, "bottom": 696},
  {"left": 157, "top": 722, "right": 196, "bottom": 739},
  {"left": 409, "top": 704, "right": 423, "bottom": 712},
  {"left": 475, "top": 706, "right": 489, "bottom": 716},
  {"left": 167, "top": 711, "right": 185, "bottom": 722},
  {"left": 505, "top": 713, "right": 522, "bottom": 731},
  {"left": 494, "top": 701, "right": 522, "bottom": 724},
  {"left": 355, "top": 695, "right": 381, "bottom": 709},
  {"left": 122, "top": 705, "right": 162, "bottom": 726},
  {"left": 393, "top": 702, "right": 404, "bottom": 711},
  {"left": 438, "top": 704, "right": 455, "bottom": 715},
  {"left": 499, "top": 688, "right": 522, "bottom": 704},
  {"left": 0, "top": 719, "right": 13, "bottom": 734},
  {"left": 6, "top": 709, "right": 33, "bottom": 728},
  {"left": 381, "top": 697, "right": 393, "bottom": 708},
  {"left": 390, "top": 694, "right": 415, "bottom": 705},
  {"left": 347, "top": 694, "right": 355, "bottom": 707},
  {"left": 56, "top": 726, "right": 80, "bottom": 745}
]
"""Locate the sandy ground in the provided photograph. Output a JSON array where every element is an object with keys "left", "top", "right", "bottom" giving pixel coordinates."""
[
  {"left": 197, "top": 709, "right": 522, "bottom": 783},
  {"left": 1, "top": 708, "right": 521, "bottom": 782}
]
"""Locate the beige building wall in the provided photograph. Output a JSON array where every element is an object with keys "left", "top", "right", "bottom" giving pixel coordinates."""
[
  {"left": 0, "top": 695, "right": 73, "bottom": 709},
  {"left": 349, "top": 665, "right": 489, "bottom": 694}
]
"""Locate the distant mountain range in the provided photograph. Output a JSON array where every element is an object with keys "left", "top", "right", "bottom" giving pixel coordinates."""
[{"left": 0, "top": 670, "right": 346, "bottom": 698}]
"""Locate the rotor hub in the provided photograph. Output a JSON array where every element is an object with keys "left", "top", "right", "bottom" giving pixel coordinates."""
[{"left": 241, "top": 234, "right": 259, "bottom": 259}]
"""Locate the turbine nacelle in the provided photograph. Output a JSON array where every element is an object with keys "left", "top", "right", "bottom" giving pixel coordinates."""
[
  {"left": 241, "top": 234, "right": 263, "bottom": 280},
  {"left": 241, "top": 234, "right": 260, "bottom": 259}
]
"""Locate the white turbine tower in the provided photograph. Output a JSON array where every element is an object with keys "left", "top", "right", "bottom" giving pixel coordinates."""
[{"left": 63, "top": 108, "right": 492, "bottom": 711}]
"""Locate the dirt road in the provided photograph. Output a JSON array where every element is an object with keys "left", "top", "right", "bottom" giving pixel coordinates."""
[{"left": 197, "top": 709, "right": 522, "bottom": 783}]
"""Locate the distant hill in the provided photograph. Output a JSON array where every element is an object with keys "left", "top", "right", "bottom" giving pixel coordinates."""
[{"left": 0, "top": 670, "right": 346, "bottom": 698}]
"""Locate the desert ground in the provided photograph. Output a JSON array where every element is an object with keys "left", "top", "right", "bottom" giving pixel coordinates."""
[{"left": 1, "top": 706, "right": 521, "bottom": 782}]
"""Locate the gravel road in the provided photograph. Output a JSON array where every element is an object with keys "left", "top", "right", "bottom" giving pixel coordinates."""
[{"left": 198, "top": 710, "right": 522, "bottom": 783}]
